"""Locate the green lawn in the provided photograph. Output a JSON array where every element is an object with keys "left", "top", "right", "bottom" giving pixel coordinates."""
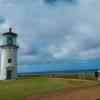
[{"left": 0, "top": 77, "right": 98, "bottom": 100}]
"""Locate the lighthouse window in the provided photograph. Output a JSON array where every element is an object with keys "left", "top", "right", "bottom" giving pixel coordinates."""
[
  {"left": 7, "top": 37, "right": 13, "bottom": 45},
  {"left": 8, "top": 58, "right": 12, "bottom": 63}
]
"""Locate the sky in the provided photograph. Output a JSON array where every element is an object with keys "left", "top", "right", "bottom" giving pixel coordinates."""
[{"left": 0, "top": 0, "right": 100, "bottom": 73}]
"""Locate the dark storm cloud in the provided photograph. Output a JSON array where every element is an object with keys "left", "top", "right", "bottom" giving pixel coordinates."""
[{"left": 44, "top": 0, "right": 76, "bottom": 5}]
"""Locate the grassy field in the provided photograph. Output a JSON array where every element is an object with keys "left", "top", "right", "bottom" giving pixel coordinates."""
[{"left": 0, "top": 77, "right": 98, "bottom": 100}]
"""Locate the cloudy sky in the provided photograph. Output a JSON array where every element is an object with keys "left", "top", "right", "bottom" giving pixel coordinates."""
[{"left": 0, "top": 0, "right": 100, "bottom": 72}]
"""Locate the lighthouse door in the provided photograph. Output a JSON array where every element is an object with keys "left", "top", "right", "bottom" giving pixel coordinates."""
[{"left": 7, "top": 70, "right": 12, "bottom": 79}]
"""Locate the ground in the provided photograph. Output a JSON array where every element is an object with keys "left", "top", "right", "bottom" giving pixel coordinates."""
[
  {"left": 26, "top": 84, "right": 100, "bottom": 100},
  {"left": 0, "top": 77, "right": 99, "bottom": 100}
]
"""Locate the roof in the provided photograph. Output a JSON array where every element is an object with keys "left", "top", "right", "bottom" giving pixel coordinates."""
[
  {"left": 0, "top": 44, "right": 19, "bottom": 48},
  {"left": 2, "top": 28, "right": 17, "bottom": 37}
]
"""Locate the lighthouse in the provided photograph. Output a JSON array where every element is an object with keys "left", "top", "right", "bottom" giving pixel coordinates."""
[{"left": 0, "top": 28, "right": 19, "bottom": 80}]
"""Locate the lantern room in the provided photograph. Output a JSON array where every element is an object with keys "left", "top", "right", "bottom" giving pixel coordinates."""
[{"left": 2, "top": 28, "right": 17, "bottom": 46}]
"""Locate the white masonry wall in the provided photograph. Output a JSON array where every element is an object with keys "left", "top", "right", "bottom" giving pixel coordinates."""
[{"left": 0, "top": 47, "right": 17, "bottom": 80}]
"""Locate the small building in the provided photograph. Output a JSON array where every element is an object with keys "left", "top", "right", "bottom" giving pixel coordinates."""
[
  {"left": 0, "top": 28, "right": 19, "bottom": 80},
  {"left": 95, "top": 70, "right": 100, "bottom": 81}
]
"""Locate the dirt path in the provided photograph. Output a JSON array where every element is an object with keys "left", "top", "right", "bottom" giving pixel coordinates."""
[{"left": 26, "top": 85, "right": 100, "bottom": 100}]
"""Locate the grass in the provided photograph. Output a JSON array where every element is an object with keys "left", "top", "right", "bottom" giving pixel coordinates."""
[{"left": 0, "top": 77, "right": 98, "bottom": 100}]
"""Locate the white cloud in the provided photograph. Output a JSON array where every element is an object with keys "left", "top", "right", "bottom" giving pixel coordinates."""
[
  {"left": 79, "top": 47, "right": 100, "bottom": 60},
  {"left": 0, "top": 0, "right": 99, "bottom": 64}
]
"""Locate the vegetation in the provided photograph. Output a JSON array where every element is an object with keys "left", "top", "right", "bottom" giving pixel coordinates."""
[{"left": 0, "top": 77, "right": 98, "bottom": 100}]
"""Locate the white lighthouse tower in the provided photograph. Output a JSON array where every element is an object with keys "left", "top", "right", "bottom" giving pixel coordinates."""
[{"left": 0, "top": 28, "right": 19, "bottom": 80}]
